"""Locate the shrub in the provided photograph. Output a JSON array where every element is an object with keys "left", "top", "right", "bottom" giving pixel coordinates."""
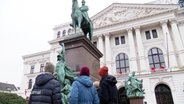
[{"left": 0, "top": 92, "right": 26, "bottom": 104}]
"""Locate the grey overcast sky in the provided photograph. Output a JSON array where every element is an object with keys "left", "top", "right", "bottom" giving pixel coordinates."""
[{"left": 0, "top": 0, "right": 155, "bottom": 87}]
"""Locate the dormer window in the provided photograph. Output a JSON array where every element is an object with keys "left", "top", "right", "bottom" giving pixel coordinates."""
[{"left": 6, "top": 87, "right": 11, "bottom": 91}]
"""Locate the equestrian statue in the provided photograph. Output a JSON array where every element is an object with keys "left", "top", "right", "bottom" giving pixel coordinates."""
[
  {"left": 179, "top": 0, "right": 184, "bottom": 7},
  {"left": 71, "top": 0, "right": 93, "bottom": 41}
]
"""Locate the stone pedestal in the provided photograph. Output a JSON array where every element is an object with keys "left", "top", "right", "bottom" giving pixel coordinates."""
[
  {"left": 59, "top": 34, "right": 103, "bottom": 81},
  {"left": 129, "top": 96, "right": 144, "bottom": 104}
]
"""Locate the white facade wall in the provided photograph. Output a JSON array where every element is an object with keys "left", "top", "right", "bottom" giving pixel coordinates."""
[
  {"left": 20, "top": 51, "right": 50, "bottom": 98},
  {"left": 21, "top": 2, "right": 184, "bottom": 103}
]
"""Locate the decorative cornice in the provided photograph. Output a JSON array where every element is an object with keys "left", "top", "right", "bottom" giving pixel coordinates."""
[
  {"left": 178, "top": 21, "right": 184, "bottom": 25},
  {"left": 104, "top": 33, "right": 110, "bottom": 37},
  {"left": 53, "top": 22, "right": 71, "bottom": 30},
  {"left": 134, "top": 26, "right": 141, "bottom": 30},
  {"left": 169, "top": 18, "right": 178, "bottom": 24},
  {"left": 126, "top": 28, "right": 133, "bottom": 32},
  {"left": 160, "top": 20, "right": 168, "bottom": 25},
  {"left": 37, "top": 58, "right": 48, "bottom": 64},
  {"left": 25, "top": 60, "right": 37, "bottom": 65},
  {"left": 24, "top": 58, "right": 49, "bottom": 65},
  {"left": 22, "top": 50, "right": 50, "bottom": 60},
  {"left": 96, "top": 34, "right": 103, "bottom": 38}
]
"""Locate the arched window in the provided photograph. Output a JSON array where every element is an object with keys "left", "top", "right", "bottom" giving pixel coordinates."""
[
  {"left": 57, "top": 31, "right": 61, "bottom": 38},
  {"left": 155, "top": 84, "right": 174, "bottom": 104},
  {"left": 62, "top": 30, "right": 66, "bottom": 37},
  {"left": 28, "top": 79, "right": 32, "bottom": 89},
  {"left": 148, "top": 47, "right": 165, "bottom": 69},
  {"left": 116, "top": 53, "right": 129, "bottom": 73},
  {"left": 68, "top": 28, "right": 72, "bottom": 35}
]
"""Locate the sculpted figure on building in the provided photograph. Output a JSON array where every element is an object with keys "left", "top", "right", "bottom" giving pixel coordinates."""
[{"left": 125, "top": 71, "right": 145, "bottom": 97}]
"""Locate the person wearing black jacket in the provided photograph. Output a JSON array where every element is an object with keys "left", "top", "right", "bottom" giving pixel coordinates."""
[
  {"left": 98, "top": 66, "right": 120, "bottom": 104},
  {"left": 29, "top": 62, "right": 62, "bottom": 104}
]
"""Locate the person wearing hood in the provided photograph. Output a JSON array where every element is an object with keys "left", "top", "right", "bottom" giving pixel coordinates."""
[
  {"left": 70, "top": 66, "right": 99, "bottom": 104},
  {"left": 98, "top": 66, "right": 120, "bottom": 104},
  {"left": 29, "top": 62, "right": 62, "bottom": 104}
]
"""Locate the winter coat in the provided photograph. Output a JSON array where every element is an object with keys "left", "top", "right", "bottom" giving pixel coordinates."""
[
  {"left": 29, "top": 72, "right": 62, "bottom": 104},
  {"left": 70, "top": 76, "right": 99, "bottom": 104},
  {"left": 98, "top": 75, "right": 120, "bottom": 104}
]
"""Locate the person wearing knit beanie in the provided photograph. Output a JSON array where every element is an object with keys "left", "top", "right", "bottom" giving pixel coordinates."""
[
  {"left": 29, "top": 62, "right": 62, "bottom": 104},
  {"left": 98, "top": 66, "right": 120, "bottom": 104},
  {"left": 80, "top": 66, "right": 90, "bottom": 76},
  {"left": 70, "top": 66, "right": 99, "bottom": 104},
  {"left": 98, "top": 66, "right": 108, "bottom": 77}
]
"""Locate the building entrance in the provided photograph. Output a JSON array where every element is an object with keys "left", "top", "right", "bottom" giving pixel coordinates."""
[
  {"left": 119, "top": 87, "right": 129, "bottom": 104},
  {"left": 155, "top": 84, "right": 174, "bottom": 104}
]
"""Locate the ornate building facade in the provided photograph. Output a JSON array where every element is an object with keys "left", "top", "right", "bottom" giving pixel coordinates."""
[{"left": 21, "top": 1, "right": 184, "bottom": 104}]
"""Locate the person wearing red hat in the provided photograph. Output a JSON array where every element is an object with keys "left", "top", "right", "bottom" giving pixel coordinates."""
[
  {"left": 70, "top": 66, "right": 99, "bottom": 104},
  {"left": 98, "top": 66, "right": 120, "bottom": 104}
]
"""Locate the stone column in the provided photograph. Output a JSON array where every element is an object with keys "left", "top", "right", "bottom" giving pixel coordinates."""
[
  {"left": 170, "top": 19, "right": 184, "bottom": 66},
  {"left": 160, "top": 20, "right": 177, "bottom": 68},
  {"left": 50, "top": 49, "right": 57, "bottom": 65},
  {"left": 97, "top": 34, "right": 104, "bottom": 67},
  {"left": 134, "top": 26, "right": 147, "bottom": 71},
  {"left": 104, "top": 33, "right": 112, "bottom": 74},
  {"left": 127, "top": 28, "right": 138, "bottom": 72}
]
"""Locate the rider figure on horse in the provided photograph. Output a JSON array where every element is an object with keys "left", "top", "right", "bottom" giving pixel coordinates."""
[
  {"left": 71, "top": 0, "right": 93, "bottom": 41},
  {"left": 80, "top": 0, "right": 90, "bottom": 24}
]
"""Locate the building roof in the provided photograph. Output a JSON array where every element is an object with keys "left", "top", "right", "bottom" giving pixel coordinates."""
[{"left": 0, "top": 82, "right": 17, "bottom": 91}]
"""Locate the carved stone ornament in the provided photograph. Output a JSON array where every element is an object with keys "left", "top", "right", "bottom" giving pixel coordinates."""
[{"left": 92, "top": 4, "right": 177, "bottom": 28}]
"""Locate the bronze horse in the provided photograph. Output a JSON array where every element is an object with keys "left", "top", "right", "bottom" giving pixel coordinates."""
[{"left": 71, "top": 0, "right": 93, "bottom": 41}]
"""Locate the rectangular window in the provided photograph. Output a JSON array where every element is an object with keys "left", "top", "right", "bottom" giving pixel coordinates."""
[
  {"left": 57, "top": 31, "right": 60, "bottom": 38},
  {"left": 115, "top": 37, "right": 119, "bottom": 45},
  {"left": 145, "top": 31, "right": 151, "bottom": 40},
  {"left": 120, "top": 36, "right": 125, "bottom": 44},
  {"left": 30, "top": 65, "right": 35, "bottom": 74},
  {"left": 40, "top": 64, "right": 44, "bottom": 72},
  {"left": 152, "top": 29, "right": 158, "bottom": 38}
]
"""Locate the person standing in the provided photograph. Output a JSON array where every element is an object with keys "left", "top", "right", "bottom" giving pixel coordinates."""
[
  {"left": 98, "top": 66, "right": 120, "bottom": 104},
  {"left": 93, "top": 81, "right": 100, "bottom": 92},
  {"left": 29, "top": 62, "right": 62, "bottom": 104},
  {"left": 70, "top": 66, "right": 99, "bottom": 104}
]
